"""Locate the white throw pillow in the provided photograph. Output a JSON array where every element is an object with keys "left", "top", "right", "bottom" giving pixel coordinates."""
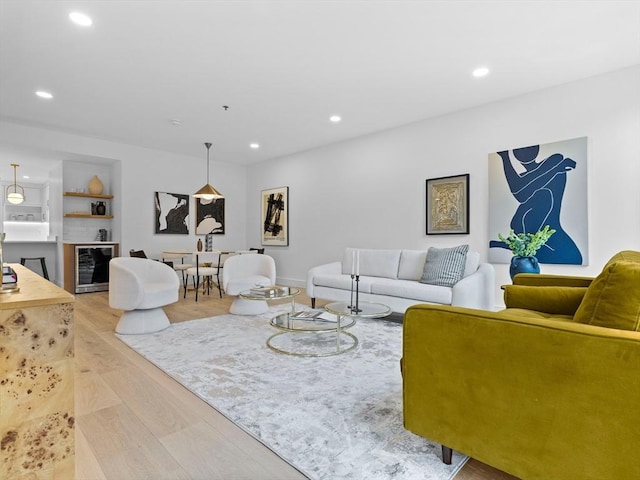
[{"left": 419, "top": 244, "right": 469, "bottom": 287}]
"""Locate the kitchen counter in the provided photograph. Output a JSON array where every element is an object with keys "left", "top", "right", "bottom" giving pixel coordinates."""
[
  {"left": 63, "top": 241, "right": 117, "bottom": 245},
  {"left": 4, "top": 240, "right": 58, "bottom": 244},
  {"left": 0, "top": 264, "right": 75, "bottom": 479}
]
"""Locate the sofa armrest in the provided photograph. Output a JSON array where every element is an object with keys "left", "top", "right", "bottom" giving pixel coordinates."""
[
  {"left": 402, "top": 304, "right": 640, "bottom": 480},
  {"left": 306, "top": 261, "right": 342, "bottom": 297},
  {"left": 513, "top": 273, "right": 593, "bottom": 287},
  {"left": 451, "top": 263, "right": 495, "bottom": 310}
]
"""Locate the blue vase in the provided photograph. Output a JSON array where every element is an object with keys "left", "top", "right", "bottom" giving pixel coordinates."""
[{"left": 509, "top": 255, "right": 540, "bottom": 280}]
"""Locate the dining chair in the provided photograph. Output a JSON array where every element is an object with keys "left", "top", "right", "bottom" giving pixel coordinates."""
[
  {"left": 183, "top": 251, "right": 221, "bottom": 301},
  {"left": 161, "top": 250, "right": 193, "bottom": 282}
]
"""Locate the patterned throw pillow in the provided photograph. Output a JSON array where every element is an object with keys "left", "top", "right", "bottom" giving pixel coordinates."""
[{"left": 419, "top": 244, "right": 469, "bottom": 287}]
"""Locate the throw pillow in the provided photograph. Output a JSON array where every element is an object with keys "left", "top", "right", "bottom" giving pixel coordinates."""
[
  {"left": 419, "top": 244, "right": 469, "bottom": 287},
  {"left": 573, "top": 261, "right": 640, "bottom": 331}
]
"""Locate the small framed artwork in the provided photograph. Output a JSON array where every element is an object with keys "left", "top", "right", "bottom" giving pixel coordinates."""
[
  {"left": 261, "top": 186, "right": 289, "bottom": 246},
  {"left": 426, "top": 174, "right": 469, "bottom": 235},
  {"left": 154, "top": 191, "right": 189, "bottom": 234},
  {"left": 196, "top": 197, "right": 225, "bottom": 235}
]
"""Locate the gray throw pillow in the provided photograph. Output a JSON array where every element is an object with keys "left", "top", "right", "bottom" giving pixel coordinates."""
[{"left": 419, "top": 244, "right": 469, "bottom": 287}]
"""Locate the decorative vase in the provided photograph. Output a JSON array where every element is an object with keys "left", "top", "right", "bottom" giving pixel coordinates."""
[
  {"left": 88, "top": 175, "right": 104, "bottom": 195},
  {"left": 96, "top": 201, "right": 106, "bottom": 215},
  {"left": 197, "top": 238, "right": 203, "bottom": 252},
  {"left": 509, "top": 255, "right": 540, "bottom": 280},
  {"left": 205, "top": 234, "right": 213, "bottom": 252}
]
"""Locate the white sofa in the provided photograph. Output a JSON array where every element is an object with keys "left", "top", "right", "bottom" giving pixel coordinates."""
[{"left": 307, "top": 248, "right": 495, "bottom": 313}]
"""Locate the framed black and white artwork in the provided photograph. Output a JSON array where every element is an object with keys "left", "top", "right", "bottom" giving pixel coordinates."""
[
  {"left": 196, "top": 198, "right": 225, "bottom": 235},
  {"left": 261, "top": 186, "right": 288, "bottom": 246},
  {"left": 154, "top": 191, "right": 189, "bottom": 234}
]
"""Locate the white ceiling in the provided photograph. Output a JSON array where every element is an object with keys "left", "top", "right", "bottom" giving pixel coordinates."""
[{"left": 1, "top": 0, "right": 639, "bottom": 183}]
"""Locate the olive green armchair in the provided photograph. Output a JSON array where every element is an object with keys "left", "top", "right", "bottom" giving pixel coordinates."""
[{"left": 402, "top": 250, "right": 640, "bottom": 480}]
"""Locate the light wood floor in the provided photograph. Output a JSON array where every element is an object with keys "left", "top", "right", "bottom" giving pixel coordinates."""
[{"left": 74, "top": 288, "right": 518, "bottom": 480}]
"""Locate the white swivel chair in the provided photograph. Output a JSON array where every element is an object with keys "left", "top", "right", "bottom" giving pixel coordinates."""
[
  {"left": 222, "top": 254, "right": 276, "bottom": 315},
  {"left": 109, "top": 257, "right": 180, "bottom": 334}
]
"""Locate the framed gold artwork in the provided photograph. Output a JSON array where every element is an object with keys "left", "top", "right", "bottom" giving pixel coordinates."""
[{"left": 426, "top": 174, "right": 469, "bottom": 235}]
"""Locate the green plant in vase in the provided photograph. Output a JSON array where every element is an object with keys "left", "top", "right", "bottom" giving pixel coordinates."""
[{"left": 497, "top": 225, "right": 556, "bottom": 279}]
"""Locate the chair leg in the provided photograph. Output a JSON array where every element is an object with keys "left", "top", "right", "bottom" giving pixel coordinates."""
[
  {"left": 39, "top": 258, "right": 50, "bottom": 280},
  {"left": 194, "top": 276, "right": 199, "bottom": 302},
  {"left": 216, "top": 273, "right": 223, "bottom": 298},
  {"left": 311, "top": 298, "right": 316, "bottom": 308},
  {"left": 183, "top": 275, "right": 188, "bottom": 299},
  {"left": 442, "top": 446, "right": 452, "bottom": 465}
]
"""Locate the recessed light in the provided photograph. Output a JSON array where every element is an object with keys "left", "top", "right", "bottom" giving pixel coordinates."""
[
  {"left": 250, "top": 143, "right": 260, "bottom": 149},
  {"left": 69, "top": 12, "right": 93, "bottom": 26},
  {"left": 23, "top": 175, "right": 30, "bottom": 179},
  {"left": 35, "top": 91, "right": 53, "bottom": 99},
  {"left": 330, "top": 115, "right": 341, "bottom": 123},
  {"left": 472, "top": 67, "right": 490, "bottom": 78}
]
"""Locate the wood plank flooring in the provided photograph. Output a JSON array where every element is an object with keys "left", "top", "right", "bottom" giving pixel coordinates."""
[{"left": 74, "top": 288, "right": 518, "bottom": 480}]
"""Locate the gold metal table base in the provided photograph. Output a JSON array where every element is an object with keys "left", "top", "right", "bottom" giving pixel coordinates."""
[{"left": 266, "top": 329, "right": 358, "bottom": 357}]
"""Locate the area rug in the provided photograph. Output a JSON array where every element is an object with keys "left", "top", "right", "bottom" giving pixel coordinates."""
[{"left": 116, "top": 306, "right": 467, "bottom": 480}]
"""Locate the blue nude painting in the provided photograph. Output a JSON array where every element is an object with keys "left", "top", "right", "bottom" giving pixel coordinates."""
[{"left": 488, "top": 137, "right": 588, "bottom": 265}]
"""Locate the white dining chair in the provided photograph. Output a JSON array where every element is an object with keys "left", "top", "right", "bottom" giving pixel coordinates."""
[
  {"left": 161, "top": 250, "right": 192, "bottom": 282},
  {"left": 183, "top": 251, "right": 222, "bottom": 301}
]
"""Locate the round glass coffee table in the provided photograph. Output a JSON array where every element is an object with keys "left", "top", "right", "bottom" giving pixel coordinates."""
[
  {"left": 266, "top": 300, "right": 391, "bottom": 357},
  {"left": 238, "top": 286, "right": 300, "bottom": 316}
]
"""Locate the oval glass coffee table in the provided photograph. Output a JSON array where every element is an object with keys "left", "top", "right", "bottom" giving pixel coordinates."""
[{"left": 267, "top": 300, "right": 391, "bottom": 357}]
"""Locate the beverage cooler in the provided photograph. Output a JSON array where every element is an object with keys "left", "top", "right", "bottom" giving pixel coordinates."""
[{"left": 63, "top": 243, "right": 119, "bottom": 293}]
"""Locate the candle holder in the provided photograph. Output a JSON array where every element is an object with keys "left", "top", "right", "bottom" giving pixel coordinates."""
[{"left": 348, "top": 274, "right": 362, "bottom": 313}]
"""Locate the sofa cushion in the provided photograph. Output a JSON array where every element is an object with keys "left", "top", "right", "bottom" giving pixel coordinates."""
[
  {"left": 494, "top": 308, "right": 576, "bottom": 322},
  {"left": 419, "top": 244, "right": 469, "bottom": 287},
  {"left": 371, "top": 278, "right": 453, "bottom": 304},
  {"left": 573, "top": 261, "right": 640, "bottom": 331},
  {"left": 342, "top": 248, "right": 401, "bottom": 279},
  {"left": 604, "top": 249, "right": 640, "bottom": 268},
  {"left": 313, "top": 274, "right": 375, "bottom": 293},
  {"left": 398, "top": 250, "right": 428, "bottom": 280}
]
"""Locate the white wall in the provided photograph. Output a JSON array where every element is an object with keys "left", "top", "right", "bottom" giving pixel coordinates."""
[
  {"left": 0, "top": 122, "right": 248, "bottom": 262},
  {"left": 2, "top": 66, "right": 638, "bottom": 302},
  {"left": 247, "top": 66, "right": 640, "bottom": 305}
]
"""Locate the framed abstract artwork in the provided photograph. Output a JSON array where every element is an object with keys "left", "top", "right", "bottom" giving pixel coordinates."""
[
  {"left": 261, "top": 186, "right": 289, "bottom": 246},
  {"left": 488, "top": 137, "right": 588, "bottom": 265},
  {"left": 426, "top": 174, "right": 469, "bottom": 235},
  {"left": 154, "top": 191, "right": 189, "bottom": 234},
  {"left": 195, "top": 197, "right": 225, "bottom": 235}
]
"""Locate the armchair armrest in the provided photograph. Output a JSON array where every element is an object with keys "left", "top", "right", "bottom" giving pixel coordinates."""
[
  {"left": 513, "top": 273, "right": 593, "bottom": 287},
  {"left": 503, "top": 284, "right": 588, "bottom": 315}
]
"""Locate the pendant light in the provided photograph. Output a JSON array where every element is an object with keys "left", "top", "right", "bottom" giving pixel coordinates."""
[
  {"left": 193, "top": 142, "right": 223, "bottom": 200},
  {"left": 6, "top": 164, "right": 25, "bottom": 205}
]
